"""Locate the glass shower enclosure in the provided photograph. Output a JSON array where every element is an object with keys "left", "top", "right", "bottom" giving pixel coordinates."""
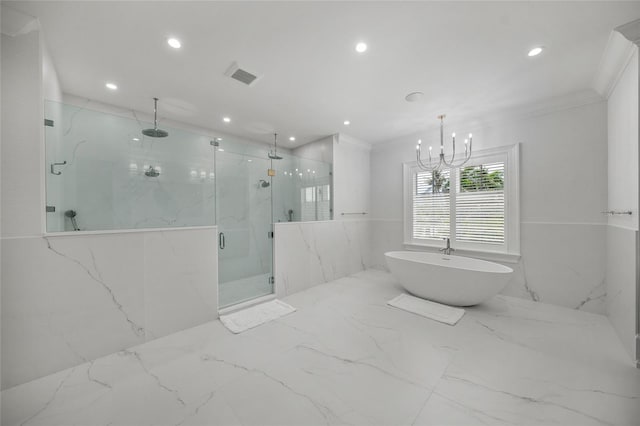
[
  {"left": 43, "top": 100, "right": 333, "bottom": 311},
  {"left": 215, "top": 143, "right": 274, "bottom": 309}
]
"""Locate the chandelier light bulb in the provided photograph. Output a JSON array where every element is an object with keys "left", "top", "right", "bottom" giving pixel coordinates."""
[{"left": 415, "top": 115, "right": 473, "bottom": 171}]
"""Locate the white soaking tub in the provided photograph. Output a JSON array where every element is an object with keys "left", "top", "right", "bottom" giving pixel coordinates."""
[{"left": 385, "top": 251, "right": 513, "bottom": 306}]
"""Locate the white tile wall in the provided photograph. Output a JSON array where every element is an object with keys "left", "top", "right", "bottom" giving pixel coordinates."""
[
  {"left": 369, "top": 219, "right": 607, "bottom": 314},
  {"left": 1, "top": 228, "right": 218, "bottom": 390},
  {"left": 606, "top": 226, "right": 637, "bottom": 361},
  {"left": 274, "top": 220, "right": 371, "bottom": 298}
]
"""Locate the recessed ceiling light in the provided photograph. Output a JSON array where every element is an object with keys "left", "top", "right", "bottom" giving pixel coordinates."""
[
  {"left": 105, "top": 82, "right": 118, "bottom": 90},
  {"left": 355, "top": 42, "right": 367, "bottom": 53},
  {"left": 343, "top": 120, "right": 351, "bottom": 126},
  {"left": 289, "top": 136, "right": 296, "bottom": 141},
  {"left": 223, "top": 117, "right": 231, "bottom": 123},
  {"left": 132, "top": 137, "right": 140, "bottom": 141},
  {"left": 405, "top": 92, "right": 424, "bottom": 102},
  {"left": 528, "top": 46, "right": 543, "bottom": 57},
  {"left": 167, "top": 38, "right": 181, "bottom": 49}
]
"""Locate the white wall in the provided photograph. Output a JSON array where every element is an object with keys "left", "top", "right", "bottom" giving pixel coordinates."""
[
  {"left": 606, "top": 46, "right": 638, "bottom": 363},
  {"left": 370, "top": 99, "right": 609, "bottom": 314},
  {"left": 292, "top": 135, "right": 333, "bottom": 164},
  {"left": 333, "top": 133, "right": 371, "bottom": 219},
  {"left": 1, "top": 31, "right": 43, "bottom": 238}
]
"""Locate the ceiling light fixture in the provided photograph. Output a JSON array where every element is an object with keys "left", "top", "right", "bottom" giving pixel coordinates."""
[
  {"left": 289, "top": 136, "right": 296, "bottom": 142},
  {"left": 167, "top": 38, "right": 181, "bottom": 49},
  {"left": 355, "top": 42, "right": 367, "bottom": 53},
  {"left": 343, "top": 120, "right": 351, "bottom": 126},
  {"left": 223, "top": 117, "right": 231, "bottom": 123},
  {"left": 415, "top": 114, "right": 473, "bottom": 171},
  {"left": 105, "top": 82, "right": 118, "bottom": 90},
  {"left": 528, "top": 46, "right": 543, "bottom": 57}
]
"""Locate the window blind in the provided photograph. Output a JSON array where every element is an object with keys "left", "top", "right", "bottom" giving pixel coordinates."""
[
  {"left": 455, "top": 162, "right": 505, "bottom": 244},
  {"left": 413, "top": 170, "right": 450, "bottom": 240}
]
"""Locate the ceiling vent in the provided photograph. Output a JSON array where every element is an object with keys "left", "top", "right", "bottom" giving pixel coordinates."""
[{"left": 225, "top": 61, "right": 260, "bottom": 86}]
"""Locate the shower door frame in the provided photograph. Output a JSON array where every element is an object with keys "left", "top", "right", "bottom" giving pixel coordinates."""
[{"left": 215, "top": 143, "right": 275, "bottom": 311}]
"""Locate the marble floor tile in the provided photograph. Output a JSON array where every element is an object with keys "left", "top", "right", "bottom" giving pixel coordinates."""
[{"left": 2, "top": 269, "right": 638, "bottom": 426}]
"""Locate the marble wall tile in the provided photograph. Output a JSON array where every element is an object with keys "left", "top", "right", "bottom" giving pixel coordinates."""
[
  {"left": 1, "top": 234, "right": 146, "bottom": 389},
  {"left": 143, "top": 228, "right": 218, "bottom": 339},
  {"left": 1, "top": 227, "right": 218, "bottom": 390},
  {"left": 509, "top": 223, "right": 606, "bottom": 314},
  {"left": 369, "top": 219, "right": 404, "bottom": 269},
  {"left": 605, "top": 225, "right": 637, "bottom": 362},
  {"left": 274, "top": 220, "right": 371, "bottom": 298},
  {"left": 369, "top": 220, "right": 607, "bottom": 314}
]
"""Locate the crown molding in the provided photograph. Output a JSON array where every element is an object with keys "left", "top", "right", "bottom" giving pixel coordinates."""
[
  {"left": 617, "top": 19, "right": 640, "bottom": 46},
  {"left": 371, "top": 89, "right": 605, "bottom": 150},
  {"left": 335, "top": 133, "right": 372, "bottom": 151},
  {"left": 593, "top": 31, "right": 636, "bottom": 99},
  {"left": 1, "top": 4, "right": 39, "bottom": 37}
]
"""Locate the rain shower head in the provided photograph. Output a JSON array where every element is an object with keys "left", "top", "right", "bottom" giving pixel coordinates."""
[
  {"left": 145, "top": 166, "right": 160, "bottom": 177},
  {"left": 142, "top": 98, "right": 169, "bottom": 138},
  {"left": 268, "top": 133, "right": 283, "bottom": 160},
  {"left": 259, "top": 179, "right": 270, "bottom": 188}
]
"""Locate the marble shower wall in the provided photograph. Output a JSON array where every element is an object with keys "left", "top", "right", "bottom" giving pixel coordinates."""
[
  {"left": 44, "top": 101, "right": 217, "bottom": 232},
  {"left": 274, "top": 220, "right": 371, "bottom": 298},
  {"left": 1, "top": 227, "right": 218, "bottom": 390}
]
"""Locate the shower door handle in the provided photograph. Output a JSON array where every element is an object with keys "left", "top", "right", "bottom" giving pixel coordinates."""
[{"left": 219, "top": 232, "right": 225, "bottom": 250}]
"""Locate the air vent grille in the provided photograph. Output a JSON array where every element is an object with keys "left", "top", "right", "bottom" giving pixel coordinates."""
[
  {"left": 231, "top": 68, "right": 258, "bottom": 85},
  {"left": 225, "top": 61, "right": 260, "bottom": 86}
]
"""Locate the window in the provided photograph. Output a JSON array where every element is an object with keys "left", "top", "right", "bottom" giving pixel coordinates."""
[
  {"left": 300, "top": 184, "right": 331, "bottom": 221},
  {"left": 404, "top": 144, "right": 519, "bottom": 256}
]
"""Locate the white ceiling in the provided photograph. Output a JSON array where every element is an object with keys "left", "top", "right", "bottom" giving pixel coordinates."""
[{"left": 6, "top": 1, "right": 640, "bottom": 147}]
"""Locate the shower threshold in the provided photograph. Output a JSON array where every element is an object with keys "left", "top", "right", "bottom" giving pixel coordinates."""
[{"left": 218, "top": 273, "right": 273, "bottom": 311}]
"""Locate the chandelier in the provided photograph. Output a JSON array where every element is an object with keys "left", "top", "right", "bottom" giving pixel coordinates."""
[{"left": 416, "top": 115, "right": 473, "bottom": 171}]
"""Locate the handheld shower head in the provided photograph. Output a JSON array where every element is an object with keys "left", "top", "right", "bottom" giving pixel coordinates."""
[{"left": 64, "top": 210, "right": 80, "bottom": 231}]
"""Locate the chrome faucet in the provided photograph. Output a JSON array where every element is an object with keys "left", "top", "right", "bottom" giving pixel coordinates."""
[{"left": 439, "top": 237, "right": 455, "bottom": 255}]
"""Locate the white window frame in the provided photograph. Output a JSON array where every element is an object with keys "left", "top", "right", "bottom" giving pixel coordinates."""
[{"left": 403, "top": 144, "right": 520, "bottom": 262}]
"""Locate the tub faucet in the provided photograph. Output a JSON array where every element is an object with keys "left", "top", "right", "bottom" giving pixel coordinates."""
[{"left": 439, "top": 237, "right": 455, "bottom": 255}]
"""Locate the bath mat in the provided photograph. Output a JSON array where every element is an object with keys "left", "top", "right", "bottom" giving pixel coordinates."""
[
  {"left": 220, "top": 299, "right": 296, "bottom": 334},
  {"left": 387, "top": 293, "right": 465, "bottom": 326}
]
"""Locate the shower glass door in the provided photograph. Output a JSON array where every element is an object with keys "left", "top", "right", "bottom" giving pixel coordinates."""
[{"left": 216, "top": 147, "right": 273, "bottom": 309}]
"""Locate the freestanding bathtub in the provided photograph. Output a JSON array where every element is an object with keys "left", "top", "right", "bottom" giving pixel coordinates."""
[{"left": 385, "top": 251, "right": 513, "bottom": 306}]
